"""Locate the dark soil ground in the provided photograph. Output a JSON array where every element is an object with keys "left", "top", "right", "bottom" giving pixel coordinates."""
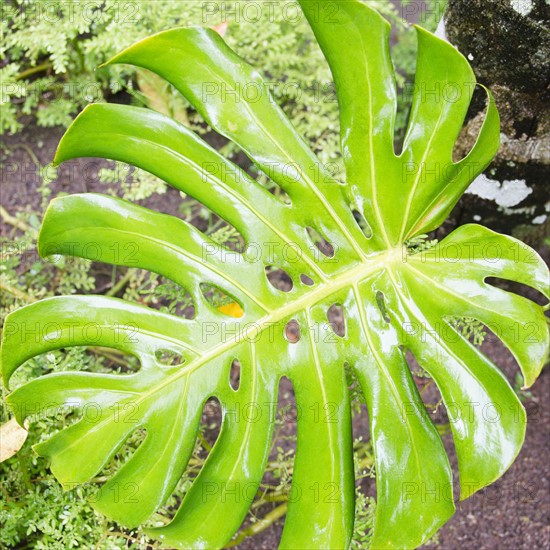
[{"left": 1, "top": 121, "right": 549, "bottom": 550}]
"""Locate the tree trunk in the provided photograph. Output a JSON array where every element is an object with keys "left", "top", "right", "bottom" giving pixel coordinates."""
[{"left": 444, "top": 0, "right": 549, "bottom": 246}]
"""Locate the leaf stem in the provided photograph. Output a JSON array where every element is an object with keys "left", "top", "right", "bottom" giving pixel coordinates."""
[
  {"left": 106, "top": 269, "right": 135, "bottom": 297},
  {"left": 15, "top": 62, "right": 53, "bottom": 81},
  {"left": 224, "top": 502, "right": 288, "bottom": 547},
  {"left": 0, "top": 205, "right": 36, "bottom": 235},
  {"left": 0, "top": 281, "right": 36, "bottom": 303}
]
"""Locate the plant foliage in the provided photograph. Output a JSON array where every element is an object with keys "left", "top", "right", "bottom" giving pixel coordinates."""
[
  {"left": 1, "top": 0, "right": 414, "bottom": 148},
  {"left": 2, "top": 1, "right": 549, "bottom": 548}
]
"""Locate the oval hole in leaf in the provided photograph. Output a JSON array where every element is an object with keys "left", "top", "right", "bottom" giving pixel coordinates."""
[
  {"left": 176, "top": 194, "right": 247, "bottom": 252},
  {"left": 265, "top": 266, "right": 293, "bottom": 292},
  {"left": 274, "top": 376, "right": 297, "bottom": 471},
  {"left": 352, "top": 209, "right": 373, "bottom": 239},
  {"left": 307, "top": 226, "right": 335, "bottom": 258},
  {"left": 182, "top": 200, "right": 246, "bottom": 251},
  {"left": 267, "top": 180, "right": 292, "bottom": 206},
  {"left": 277, "top": 376, "right": 299, "bottom": 426},
  {"left": 10, "top": 348, "right": 141, "bottom": 395},
  {"left": 452, "top": 84, "right": 490, "bottom": 162},
  {"left": 208, "top": 221, "right": 246, "bottom": 254},
  {"left": 344, "top": 362, "right": 367, "bottom": 416},
  {"left": 156, "top": 397, "right": 222, "bottom": 521},
  {"left": 405, "top": 350, "right": 449, "bottom": 426},
  {"left": 95, "top": 427, "right": 148, "bottom": 483},
  {"left": 300, "top": 274, "right": 315, "bottom": 286},
  {"left": 285, "top": 319, "right": 301, "bottom": 343},
  {"left": 445, "top": 319, "right": 519, "bottom": 380},
  {"left": 404, "top": 350, "right": 457, "bottom": 474},
  {"left": 485, "top": 277, "right": 549, "bottom": 307},
  {"left": 7, "top": 347, "right": 142, "bottom": 431},
  {"left": 136, "top": 276, "right": 196, "bottom": 319},
  {"left": 247, "top": 162, "right": 293, "bottom": 206},
  {"left": 155, "top": 348, "right": 185, "bottom": 367},
  {"left": 327, "top": 303, "right": 346, "bottom": 337},
  {"left": 200, "top": 283, "right": 244, "bottom": 316},
  {"left": 375, "top": 291, "right": 391, "bottom": 323},
  {"left": 390, "top": 26, "right": 418, "bottom": 154},
  {"left": 200, "top": 396, "right": 222, "bottom": 458},
  {"left": 88, "top": 347, "right": 141, "bottom": 374},
  {"left": 251, "top": 377, "right": 297, "bottom": 502},
  {"left": 230, "top": 358, "right": 241, "bottom": 391}
]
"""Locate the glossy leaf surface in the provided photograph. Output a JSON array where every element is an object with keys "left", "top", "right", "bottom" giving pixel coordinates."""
[{"left": 2, "top": 1, "right": 548, "bottom": 548}]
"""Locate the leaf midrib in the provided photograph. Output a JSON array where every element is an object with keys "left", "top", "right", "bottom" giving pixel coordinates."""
[
  {"left": 130, "top": 248, "right": 404, "bottom": 408},
  {"left": 356, "top": 26, "right": 391, "bottom": 249},
  {"left": 398, "top": 102, "right": 449, "bottom": 242}
]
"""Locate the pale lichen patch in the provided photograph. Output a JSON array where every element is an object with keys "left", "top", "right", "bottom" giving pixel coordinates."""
[
  {"left": 466, "top": 174, "right": 533, "bottom": 208},
  {"left": 510, "top": 0, "right": 534, "bottom": 17}
]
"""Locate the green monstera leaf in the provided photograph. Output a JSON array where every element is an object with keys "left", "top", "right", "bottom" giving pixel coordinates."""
[{"left": 2, "top": 1, "right": 549, "bottom": 548}]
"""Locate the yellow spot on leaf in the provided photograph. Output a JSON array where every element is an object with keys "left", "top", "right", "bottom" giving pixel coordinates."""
[{"left": 218, "top": 302, "right": 244, "bottom": 318}]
